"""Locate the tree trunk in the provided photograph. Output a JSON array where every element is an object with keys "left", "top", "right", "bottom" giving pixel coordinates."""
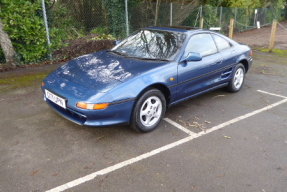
[
  {"left": 0, "top": 18, "right": 17, "bottom": 67},
  {"left": 154, "top": 0, "right": 160, "bottom": 25}
]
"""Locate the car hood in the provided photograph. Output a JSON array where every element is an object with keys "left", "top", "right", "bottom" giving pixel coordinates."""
[{"left": 54, "top": 51, "right": 168, "bottom": 92}]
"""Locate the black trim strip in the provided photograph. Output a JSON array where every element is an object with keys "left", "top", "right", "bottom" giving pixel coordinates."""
[
  {"left": 168, "top": 63, "right": 236, "bottom": 89},
  {"left": 109, "top": 98, "right": 136, "bottom": 105}
]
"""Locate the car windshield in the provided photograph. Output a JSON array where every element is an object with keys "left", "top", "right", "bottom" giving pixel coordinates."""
[{"left": 111, "top": 29, "right": 186, "bottom": 61}]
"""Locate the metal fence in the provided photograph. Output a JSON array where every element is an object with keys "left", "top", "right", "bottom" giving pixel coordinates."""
[
  {"left": 47, "top": 1, "right": 287, "bottom": 39},
  {"left": 278, "top": 21, "right": 287, "bottom": 30},
  {"left": 1, "top": 1, "right": 287, "bottom": 64}
]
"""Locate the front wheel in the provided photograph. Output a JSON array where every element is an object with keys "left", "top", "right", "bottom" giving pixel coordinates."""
[
  {"left": 226, "top": 63, "right": 245, "bottom": 93},
  {"left": 130, "top": 89, "right": 166, "bottom": 133}
]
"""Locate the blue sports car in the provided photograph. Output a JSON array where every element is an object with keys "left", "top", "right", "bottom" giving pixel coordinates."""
[{"left": 41, "top": 26, "right": 253, "bottom": 133}]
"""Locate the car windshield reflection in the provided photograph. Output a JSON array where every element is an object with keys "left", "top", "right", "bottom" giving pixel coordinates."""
[{"left": 112, "top": 29, "right": 186, "bottom": 61}]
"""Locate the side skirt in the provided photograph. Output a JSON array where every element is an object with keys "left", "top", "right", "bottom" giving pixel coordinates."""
[{"left": 168, "top": 82, "right": 229, "bottom": 108}]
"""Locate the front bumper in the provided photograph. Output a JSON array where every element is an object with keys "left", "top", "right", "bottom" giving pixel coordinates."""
[{"left": 44, "top": 94, "right": 135, "bottom": 127}]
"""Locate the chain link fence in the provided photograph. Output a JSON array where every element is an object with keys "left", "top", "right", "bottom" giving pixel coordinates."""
[
  {"left": 277, "top": 21, "right": 287, "bottom": 50},
  {"left": 48, "top": 1, "right": 287, "bottom": 38},
  {"left": 1, "top": 0, "right": 287, "bottom": 65},
  {"left": 278, "top": 21, "right": 287, "bottom": 30}
]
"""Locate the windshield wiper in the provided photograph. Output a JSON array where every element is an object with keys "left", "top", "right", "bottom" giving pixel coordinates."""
[
  {"left": 107, "top": 50, "right": 130, "bottom": 57},
  {"left": 135, "top": 57, "right": 169, "bottom": 62}
]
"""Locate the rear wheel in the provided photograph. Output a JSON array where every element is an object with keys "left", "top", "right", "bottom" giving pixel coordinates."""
[
  {"left": 227, "top": 63, "right": 245, "bottom": 93},
  {"left": 130, "top": 89, "right": 166, "bottom": 133}
]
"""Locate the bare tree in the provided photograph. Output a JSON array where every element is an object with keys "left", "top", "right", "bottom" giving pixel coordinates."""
[
  {"left": 171, "top": 0, "right": 199, "bottom": 26},
  {"left": 144, "top": 0, "right": 199, "bottom": 26},
  {"left": 0, "top": 18, "right": 17, "bottom": 67}
]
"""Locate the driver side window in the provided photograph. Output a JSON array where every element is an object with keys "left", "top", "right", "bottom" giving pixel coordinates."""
[{"left": 184, "top": 33, "right": 217, "bottom": 57}]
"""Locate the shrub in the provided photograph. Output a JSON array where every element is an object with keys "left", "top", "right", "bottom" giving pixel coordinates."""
[{"left": 0, "top": 0, "right": 66, "bottom": 64}]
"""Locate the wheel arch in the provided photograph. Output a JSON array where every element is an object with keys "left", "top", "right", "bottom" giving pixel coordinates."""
[
  {"left": 238, "top": 59, "right": 249, "bottom": 73},
  {"left": 136, "top": 83, "right": 171, "bottom": 107}
]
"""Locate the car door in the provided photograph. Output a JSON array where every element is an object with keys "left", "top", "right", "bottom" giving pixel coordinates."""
[
  {"left": 177, "top": 33, "right": 224, "bottom": 101},
  {"left": 211, "top": 34, "right": 237, "bottom": 81}
]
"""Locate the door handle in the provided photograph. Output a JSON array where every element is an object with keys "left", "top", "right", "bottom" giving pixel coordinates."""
[{"left": 215, "top": 60, "right": 222, "bottom": 65}]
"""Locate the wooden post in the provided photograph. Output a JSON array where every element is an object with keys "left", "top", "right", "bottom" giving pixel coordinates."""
[
  {"left": 268, "top": 20, "right": 277, "bottom": 52},
  {"left": 229, "top": 18, "right": 234, "bottom": 39},
  {"left": 199, "top": 17, "right": 204, "bottom": 28}
]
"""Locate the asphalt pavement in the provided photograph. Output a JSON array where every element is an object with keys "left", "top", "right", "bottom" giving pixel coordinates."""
[{"left": 0, "top": 50, "right": 286, "bottom": 192}]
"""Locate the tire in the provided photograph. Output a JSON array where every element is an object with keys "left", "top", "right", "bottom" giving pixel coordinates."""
[
  {"left": 227, "top": 63, "right": 245, "bottom": 93},
  {"left": 130, "top": 89, "right": 166, "bottom": 133}
]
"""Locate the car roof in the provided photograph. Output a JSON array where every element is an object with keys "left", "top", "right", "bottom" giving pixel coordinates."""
[{"left": 143, "top": 26, "right": 206, "bottom": 33}]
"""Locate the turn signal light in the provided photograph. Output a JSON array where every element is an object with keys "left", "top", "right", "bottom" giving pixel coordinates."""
[
  {"left": 41, "top": 82, "right": 45, "bottom": 87},
  {"left": 76, "top": 102, "right": 109, "bottom": 110},
  {"left": 250, "top": 50, "right": 253, "bottom": 56}
]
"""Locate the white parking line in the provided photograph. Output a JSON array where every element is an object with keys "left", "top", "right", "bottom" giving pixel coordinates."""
[
  {"left": 46, "top": 136, "right": 196, "bottom": 192},
  {"left": 46, "top": 90, "right": 287, "bottom": 192},
  {"left": 163, "top": 118, "right": 197, "bottom": 136},
  {"left": 257, "top": 90, "right": 287, "bottom": 99}
]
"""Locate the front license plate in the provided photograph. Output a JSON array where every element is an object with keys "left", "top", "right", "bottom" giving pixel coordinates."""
[{"left": 45, "top": 89, "right": 66, "bottom": 109}]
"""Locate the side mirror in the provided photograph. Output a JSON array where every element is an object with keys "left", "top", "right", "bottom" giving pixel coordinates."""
[
  {"left": 114, "top": 40, "right": 121, "bottom": 45},
  {"left": 180, "top": 52, "right": 202, "bottom": 62}
]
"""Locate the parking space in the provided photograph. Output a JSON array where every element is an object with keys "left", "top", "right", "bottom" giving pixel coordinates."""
[
  {"left": 165, "top": 88, "right": 285, "bottom": 133},
  {"left": 0, "top": 50, "right": 287, "bottom": 192},
  {"left": 69, "top": 110, "right": 287, "bottom": 192}
]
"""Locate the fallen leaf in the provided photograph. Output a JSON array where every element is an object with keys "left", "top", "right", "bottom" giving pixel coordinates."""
[
  {"left": 84, "top": 166, "right": 91, "bottom": 170},
  {"left": 96, "top": 135, "right": 105, "bottom": 141},
  {"left": 52, "top": 173, "right": 58, "bottom": 177},
  {"left": 98, "top": 179, "right": 104, "bottom": 187},
  {"left": 213, "top": 95, "right": 226, "bottom": 98},
  {"left": 177, "top": 119, "right": 188, "bottom": 128},
  {"left": 30, "top": 170, "right": 40, "bottom": 176},
  {"left": 224, "top": 136, "right": 231, "bottom": 139}
]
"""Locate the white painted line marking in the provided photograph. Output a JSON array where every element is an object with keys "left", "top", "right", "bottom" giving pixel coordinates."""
[
  {"left": 46, "top": 93, "right": 287, "bottom": 192},
  {"left": 257, "top": 90, "right": 287, "bottom": 99},
  {"left": 197, "top": 98, "right": 287, "bottom": 137},
  {"left": 163, "top": 118, "right": 197, "bottom": 136},
  {"left": 46, "top": 136, "right": 196, "bottom": 192}
]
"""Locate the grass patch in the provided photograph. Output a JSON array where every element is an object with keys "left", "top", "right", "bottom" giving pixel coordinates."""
[
  {"left": 255, "top": 47, "right": 287, "bottom": 57},
  {"left": 0, "top": 72, "right": 47, "bottom": 92}
]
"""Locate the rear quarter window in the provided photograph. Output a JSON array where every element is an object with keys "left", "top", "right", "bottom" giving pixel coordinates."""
[{"left": 212, "top": 34, "right": 232, "bottom": 52}]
